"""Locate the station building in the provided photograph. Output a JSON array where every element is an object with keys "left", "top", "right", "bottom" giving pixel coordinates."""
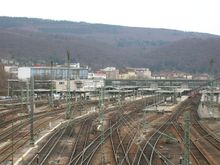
[{"left": 54, "top": 79, "right": 104, "bottom": 92}]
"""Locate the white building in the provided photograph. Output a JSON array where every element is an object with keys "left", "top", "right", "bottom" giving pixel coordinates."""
[
  {"left": 134, "top": 68, "right": 151, "bottom": 79},
  {"left": 101, "top": 67, "right": 119, "bottom": 79},
  {"left": 18, "top": 65, "right": 88, "bottom": 80},
  {"left": 4, "top": 66, "right": 18, "bottom": 77},
  {"left": 18, "top": 67, "right": 31, "bottom": 80},
  {"left": 184, "top": 75, "right": 193, "bottom": 79},
  {"left": 126, "top": 67, "right": 151, "bottom": 79}
]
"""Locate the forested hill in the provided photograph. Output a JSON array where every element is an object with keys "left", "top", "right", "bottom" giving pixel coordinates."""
[{"left": 0, "top": 16, "right": 219, "bottom": 72}]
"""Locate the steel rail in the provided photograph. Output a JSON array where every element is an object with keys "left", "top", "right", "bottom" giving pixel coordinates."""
[
  {"left": 0, "top": 109, "right": 65, "bottom": 142},
  {"left": 27, "top": 120, "right": 73, "bottom": 165},
  {"left": 132, "top": 99, "right": 191, "bottom": 165},
  {"left": 174, "top": 122, "right": 211, "bottom": 165},
  {"left": 192, "top": 109, "right": 220, "bottom": 151},
  {"left": 0, "top": 114, "right": 64, "bottom": 164},
  {"left": 68, "top": 119, "right": 93, "bottom": 164}
]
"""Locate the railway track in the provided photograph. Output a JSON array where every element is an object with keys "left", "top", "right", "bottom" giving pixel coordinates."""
[
  {"left": 0, "top": 99, "right": 104, "bottom": 143},
  {"left": 3, "top": 96, "right": 162, "bottom": 164},
  {"left": 173, "top": 122, "right": 211, "bottom": 165},
  {"left": 0, "top": 106, "right": 59, "bottom": 129},
  {"left": 191, "top": 108, "right": 220, "bottom": 151},
  {"left": 0, "top": 114, "right": 64, "bottom": 164},
  {"left": 68, "top": 119, "right": 93, "bottom": 164},
  {"left": 132, "top": 119, "right": 169, "bottom": 165},
  {"left": 0, "top": 99, "right": 104, "bottom": 164},
  {"left": 110, "top": 111, "right": 139, "bottom": 165},
  {"left": 0, "top": 107, "right": 25, "bottom": 119},
  {"left": 27, "top": 114, "right": 98, "bottom": 165},
  {"left": 27, "top": 125, "right": 66, "bottom": 165},
  {"left": 109, "top": 100, "right": 149, "bottom": 165},
  {"left": 67, "top": 116, "right": 123, "bottom": 165},
  {"left": 67, "top": 95, "right": 165, "bottom": 165},
  {"left": 77, "top": 96, "right": 160, "bottom": 165},
  {"left": 187, "top": 102, "right": 220, "bottom": 164},
  {"left": 0, "top": 108, "right": 65, "bottom": 142},
  {"left": 129, "top": 97, "right": 196, "bottom": 165},
  {"left": 67, "top": 97, "right": 150, "bottom": 165},
  {"left": 3, "top": 93, "right": 219, "bottom": 164},
  {"left": 169, "top": 97, "right": 213, "bottom": 165}
]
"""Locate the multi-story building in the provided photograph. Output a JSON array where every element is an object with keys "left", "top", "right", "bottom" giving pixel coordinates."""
[
  {"left": 134, "top": 68, "right": 151, "bottom": 79},
  {"left": 88, "top": 72, "right": 106, "bottom": 79},
  {"left": 119, "top": 69, "right": 136, "bottom": 79},
  {"left": 4, "top": 65, "right": 18, "bottom": 78},
  {"left": 101, "top": 67, "right": 119, "bottom": 79},
  {"left": 18, "top": 65, "right": 88, "bottom": 80},
  {"left": 119, "top": 68, "right": 151, "bottom": 79}
]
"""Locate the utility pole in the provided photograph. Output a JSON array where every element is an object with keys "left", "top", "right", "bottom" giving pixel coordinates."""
[
  {"left": 11, "top": 114, "right": 14, "bottom": 164},
  {"left": 50, "top": 61, "right": 54, "bottom": 109},
  {"left": 27, "top": 77, "right": 34, "bottom": 145},
  {"left": 174, "top": 87, "right": 177, "bottom": 104},
  {"left": 26, "top": 80, "right": 30, "bottom": 110},
  {"left": 30, "top": 76, "right": 35, "bottom": 145},
  {"left": 21, "top": 84, "right": 24, "bottom": 110},
  {"left": 183, "top": 111, "right": 190, "bottom": 165},
  {"left": 99, "top": 86, "right": 105, "bottom": 165},
  {"left": 66, "top": 51, "right": 71, "bottom": 119},
  {"left": 209, "top": 81, "right": 214, "bottom": 118},
  {"left": 143, "top": 95, "right": 148, "bottom": 131},
  {"left": 118, "top": 87, "right": 121, "bottom": 106},
  {"left": 208, "top": 59, "right": 214, "bottom": 118},
  {"left": 155, "top": 92, "right": 157, "bottom": 111},
  {"left": 7, "top": 80, "right": 10, "bottom": 96}
]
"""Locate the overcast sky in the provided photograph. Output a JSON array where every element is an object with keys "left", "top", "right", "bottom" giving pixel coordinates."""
[{"left": 0, "top": 0, "right": 219, "bottom": 35}]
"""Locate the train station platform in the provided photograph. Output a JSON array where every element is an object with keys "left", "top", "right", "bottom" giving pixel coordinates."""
[{"left": 143, "top": 96, "right": 188, "bottom": 113}]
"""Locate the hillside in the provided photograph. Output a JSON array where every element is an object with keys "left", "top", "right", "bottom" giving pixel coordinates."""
[
  {"left": 0, "top": 16, "right": 219, "bottom": 72},
  {"left": 146, "top": 38, "right": 220, "bottom": 73}
]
